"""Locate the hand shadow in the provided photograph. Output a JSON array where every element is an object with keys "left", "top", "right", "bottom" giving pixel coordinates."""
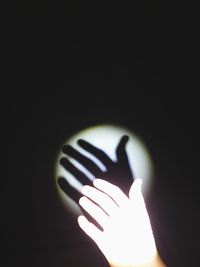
[{"left": 57, "top": 135, "right": 134, "bottom": 228}]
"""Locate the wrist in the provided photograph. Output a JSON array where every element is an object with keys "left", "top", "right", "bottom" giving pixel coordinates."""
[{"left": 109, "top": 252, "right": 166, "bottom": 267}]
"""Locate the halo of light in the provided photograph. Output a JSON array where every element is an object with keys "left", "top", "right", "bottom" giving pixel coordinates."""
[{"left": 54, "top": 124, "right": 154, "bottom": 215}]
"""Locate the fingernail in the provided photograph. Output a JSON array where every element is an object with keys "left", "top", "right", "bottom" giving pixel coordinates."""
[
  {"left": 93, "top": 179, "right": 101, "bottom": 186},
  {"left": 81, "top": 185, "right": 90, "bottom": 194},
  {"left": 79, "top": 196, "right": 87, "bottom": 205}
]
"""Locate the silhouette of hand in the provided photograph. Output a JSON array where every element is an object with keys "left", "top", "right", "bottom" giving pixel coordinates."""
[
  {"left": 58, "top": 135, "right": 134, "bottom": 206},
  {"left": 78, "top": 179, "right": 158, "bottom": 267}
]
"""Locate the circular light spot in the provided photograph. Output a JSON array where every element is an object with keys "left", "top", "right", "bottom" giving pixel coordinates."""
[{"left": 54, "top": 124, "right": 154, "bottom": 216}]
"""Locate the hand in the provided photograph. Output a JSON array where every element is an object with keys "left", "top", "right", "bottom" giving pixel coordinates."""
[
  {"left": 78, "top": 179, "right": 163, "bottom": 267},
  {"left": 58, "top": 135, "right": 134, "bottom": 206}
]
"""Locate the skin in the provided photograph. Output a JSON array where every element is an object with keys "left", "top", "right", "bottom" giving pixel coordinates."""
[{"left": 78, "top": 179, "right": 166, "bottom": 267}]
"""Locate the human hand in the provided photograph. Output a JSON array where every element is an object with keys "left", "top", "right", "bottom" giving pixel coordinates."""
[
  {"left": 58, "top": 135, "right": 134, "bottom": 205},
  {"left": 78, "top": 179, "right": 162, "bottom": 267}
]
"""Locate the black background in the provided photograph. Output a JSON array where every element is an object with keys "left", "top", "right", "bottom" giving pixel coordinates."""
[{"left": 1, "top": 1, "right": 199, "bottom": 266}]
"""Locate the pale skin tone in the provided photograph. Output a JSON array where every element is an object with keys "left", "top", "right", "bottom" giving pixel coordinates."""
[{"left": 77, "top": 179, "right": 166, "bottom": 267}]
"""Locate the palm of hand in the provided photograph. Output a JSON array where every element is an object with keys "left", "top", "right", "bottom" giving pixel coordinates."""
[
  {"left": 98, "top": 202, "right": 155, "bottom": 266},
  {"left": 78, "top": 179, "right": 157, "bottom": 267}
]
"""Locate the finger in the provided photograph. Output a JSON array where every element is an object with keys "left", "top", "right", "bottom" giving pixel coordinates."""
[
  {"left": 129, "top": 179, "right": 144, "bottom": 204},
  {"left": 116, "top": 135, "right": 130, "bottom": 165},
  {"left": 62, "top": 145, "right": 103, "bottom": 177},
  {"left": 93, "top": 179, "right": 128, "bottom": 207},
  {"left": 77, "top": 139, "right": 113, "bottom": 168},
  {"left": 78, "top": 215, "right": 102, "bottom": 244},
  {"left": 57, "top": 177, "right": 82, "bottom": 204},
  {"left": 60, "top": 157, "right": 93, "bottom": 186},
  {"left": 82, "top": 185, "right": 119, "bottom": 215},
  {"left": 57, "top": 177, "right": 102, "bottom": 228},
  {"left": 79, "top": 196, "right": 108, "bottom": 229}
]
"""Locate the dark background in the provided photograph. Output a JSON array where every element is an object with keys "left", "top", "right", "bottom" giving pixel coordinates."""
[{"left": 1, "top": 1, "right": 199, "bottom": 266}]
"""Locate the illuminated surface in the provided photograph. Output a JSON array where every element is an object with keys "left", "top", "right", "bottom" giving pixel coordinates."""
[
  {"left": 55, "top": 124, "right": 154, "bottom": 215},
  {"left": 78, "top": 179, "right": 157, "bottom": 266}
]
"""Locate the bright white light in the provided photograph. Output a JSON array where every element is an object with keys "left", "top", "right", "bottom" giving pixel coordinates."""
[
  {"left": 78, "top": 179, "right": 157, "bottom": 266},
  {"left": 55, "top": 124, "right": 154, "bottom": 215}
]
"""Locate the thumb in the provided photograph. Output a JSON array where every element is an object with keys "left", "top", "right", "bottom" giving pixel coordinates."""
[
  {"left": 116, "top": 135, "right": 129, "bottom": 160},
  {"left": 129, "top": 179, "right": 144, "bottom": 203}
]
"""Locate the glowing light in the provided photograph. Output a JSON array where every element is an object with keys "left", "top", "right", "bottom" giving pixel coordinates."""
[
  {"left": 55, "top": 124, "right": 154, "bottom": 215},
  {"left": 78, "top": 179, "right": 157, "bottom": 266}
]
